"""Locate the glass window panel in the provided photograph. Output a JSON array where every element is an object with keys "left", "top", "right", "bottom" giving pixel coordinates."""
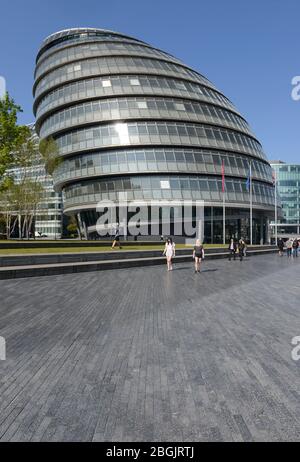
[
  {"left": 137, "top": 101, "right": 147, "bottom": 109},
  {"left": 102, "top": 79, "right": 111, "bottom": 87},
  {"left": 160, "top": 180, "right": 170, "bottom": 189},
  {"left": 135, "top": 151, "right": 145, "bottom": 161},
  {"left": 138, "top": 124, "right": 148, "bottom": 135},
  {"left": 130, "top": 78, "right": 140, "bottom": 86},
  {"left": 157, "top": 124, "right": 168, "bottom": 135},
  {"left": 174, "top": 103, "right": 185, "bottom": 111},
  {"left": 168, "top": 125, "right": 178, "bottom": 135},
  {"left": 147, "top": 124, "right": 158, "bottom": 135},
  {"left": 156, "top": 151, "right": 165, "bottom": 161},
  {"left": 186, "top": 126, "right": 196, "bottom": 137},
  {"left": 185, "top": 152, "right": 194, "bottom": 163},
  {"left": 165, "top": 151, "right": 175, "bottom": 162},
  {"left": 128, "top": 125, "right": 138, "bottom": 135},
  {"left": 177, "top": 125, "right": 188, "bottom": 136}
]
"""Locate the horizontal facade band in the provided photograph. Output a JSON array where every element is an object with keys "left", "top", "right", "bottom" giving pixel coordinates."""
[
  {"left": 37, "top": 96, "right": 252, "bottom": 139},
  {"left": 61, "top": 174, "right": 275, "bottom": 210},
  {"left": 33, "top": 56, "right": 220, "bottom": 99},
  {"left": 53, "top": 121, "right": 265, "bottom": 160},
  {"left": 34, "top": 74, "right": 236, "bottom": 119},
  {"left": 35, "top": 42, "right": 186, "bottom": 82},
  {"left": 36, "top": 28, "right": 149, "bottom": 62},
  {"left": 53, "top": 157, "right": 273, "bottom": 190}
]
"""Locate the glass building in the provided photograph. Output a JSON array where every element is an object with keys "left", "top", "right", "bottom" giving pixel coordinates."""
[
  {"left": 33, "top": 28, "right": 276, "bottom": 243},
  {"left": 271, "top": 161, "right": 300, "bottom": 236}
]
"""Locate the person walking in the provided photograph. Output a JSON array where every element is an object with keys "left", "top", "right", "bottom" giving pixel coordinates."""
[
  {"left": 111, "top": 223, "right": 122, "bottom": 249},
  {"left": 243, "top": 239, "right": 248, "bottom": 258},
  {"left": 277, "top": 238, "right": 284, "bottom": 257},
  {"left": 163, "top": 237, "right": 176, "bottom": 271},
  {"left": 292, "top": 238, "right": 299, "bottom": 257},
  {"left": 193, "top": 239, "right": 204, "bottom": 273},
  {"left": 286, "top": 238, "right": 293, "bottom": 258},
  {"left": 238, "top": 239, "right": 246, "bottom": 261},
  {"left": 228, "top": 238, "right": 237, "bottom": 261}
]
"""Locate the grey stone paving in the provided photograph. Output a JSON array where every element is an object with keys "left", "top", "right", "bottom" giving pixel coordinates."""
[{"left": 0, "top": 253, "right": 300, "bottom": 442}]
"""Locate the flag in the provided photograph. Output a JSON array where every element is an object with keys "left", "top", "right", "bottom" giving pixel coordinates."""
[
  {"left": 272, "top": 169, "right": 276, "bottom": 185},
  {"left": 221, "top": 160, "right": 225, "bottom": 193},
  {"left": 246, "top": 164, "right": 252, "bottom": 192}
]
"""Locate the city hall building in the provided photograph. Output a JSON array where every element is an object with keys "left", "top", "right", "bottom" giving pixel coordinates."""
[{"left": 33, "top": 28, "right": 276, "bottom": 243}]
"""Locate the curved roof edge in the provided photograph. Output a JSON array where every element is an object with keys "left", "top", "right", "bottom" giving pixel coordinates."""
[{"left": 38, "top": 27, "right": 148, "bottom": 52}]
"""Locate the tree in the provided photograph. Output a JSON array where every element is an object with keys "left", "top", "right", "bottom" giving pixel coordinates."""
[
  {"left": 0, "top": 92, "right": 30, "bottom": 181},
  {"left": 39, "top": 137, "right": 62, "bottom": 175},
  {"left": 66, "top": 215, "right": 79, "bottom": 238},
  {"left": 0, "top": 214, "right": 6, "bottom": 238},
  {"left": 0, "top": 128, "right": 45, "bottom": 239},
  {"left": 0, "top": 182, "right": 20, "bottom": 239},
  {"left": 13, "top": 128, "right": 39, "bottom": 171},
  {"left": 0, "top": 97, "right": 61, "bottom": 239},
  {"left": 0, "top": 176, "right": 44, "bottom": 239}
]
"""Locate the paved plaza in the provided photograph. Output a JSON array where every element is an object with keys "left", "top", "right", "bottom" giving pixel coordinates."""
[{"left": 0, "top": 253, "right": 300, "bottom": 441}]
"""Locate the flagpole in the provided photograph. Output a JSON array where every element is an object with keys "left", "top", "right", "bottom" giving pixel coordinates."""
[
  {"left": 221, "top": 160, "right": 226, "bottom": 245},
  {"left": 223, "top": 190, "right": 226, "bottom": 245},
  {"left": 250, "top": 162, "right": 253, "bottom": 246},
  {"left": 274, "top": 169, "right": 278, "bottom": 245}
]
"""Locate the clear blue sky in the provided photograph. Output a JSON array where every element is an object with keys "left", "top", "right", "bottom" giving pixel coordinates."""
[{"left": 1, "top": 0, "right": 299, "bottom": 163}]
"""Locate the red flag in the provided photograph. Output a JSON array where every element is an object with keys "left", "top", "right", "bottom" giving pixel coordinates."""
[{"left": 221, "top": 160, "right": 225, "bottom": 193}]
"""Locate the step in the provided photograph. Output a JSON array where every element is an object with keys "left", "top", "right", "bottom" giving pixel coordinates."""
[
  {"left": 0, "top": 248, "right": 277, "bottom": 280},
  {"left": 0, "top": 246, "right": 276, "bottom": 267}
]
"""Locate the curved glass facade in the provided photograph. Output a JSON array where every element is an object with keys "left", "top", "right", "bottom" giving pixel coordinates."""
[
  {"left": 34, "top": 27, "right": 275, "bottom": 242},
  {"left": 34, "top": 75, "right": 236, "bottom": 120},
  {"left": 63, "top": 175, "right": 275, "bottom": 207},
  {"left": 53, "top": 148, "right": 272, "bottom": 188},
  {"left": 39, "top": 97, "right": 252, "bottom": 138}
]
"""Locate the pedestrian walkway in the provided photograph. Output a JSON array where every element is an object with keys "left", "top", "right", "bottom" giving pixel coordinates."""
[{"left": 0, "top": 254, "right": 300, "bottom": 441}]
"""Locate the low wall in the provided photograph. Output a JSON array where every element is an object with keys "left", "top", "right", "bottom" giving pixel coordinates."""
[
  {"left": 0, "top": 246, "right": 276, "bottom": 267},
  {"left": 0, "top": 247, "right": 277, "bottom": 280}
]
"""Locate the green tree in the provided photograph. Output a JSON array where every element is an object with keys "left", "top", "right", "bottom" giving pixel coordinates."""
[
  {"left": 0, "top": 176, "right": 44, "bottom": 239},
  {"left": 0, "top": 128, "right": 45, "bottom": 239},
  {"left": 0, "top": 99, "right": 61, "bottom": 238},
  {"left": 66, "top": 215, "right": 79, "bottom": 238},
  {"left": 0, "top": 92, "right": 30, "bottom": 180},
  {"left": 39, "top": 137, "right": 62, "bottom": 175}
]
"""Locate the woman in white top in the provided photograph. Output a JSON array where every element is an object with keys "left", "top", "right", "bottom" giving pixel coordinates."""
[{"left": 163, "top": 238, "right": 176, "bottom": 271}]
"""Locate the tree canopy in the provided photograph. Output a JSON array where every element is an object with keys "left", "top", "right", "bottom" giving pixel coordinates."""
[{"left": 0, "top": 92, "right": 30, "bottom": 178}]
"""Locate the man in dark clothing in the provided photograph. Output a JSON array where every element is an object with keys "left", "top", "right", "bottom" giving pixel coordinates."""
[
  {"left": 228, "top": 238, "right": 237, "bottom": 261},
  {"left": 277, "top": 238, "right": 284, "bottom": 256},
  {"left": 292, "top": 238, "right": 299, "bottom": 257},
  {"left": 238, "top": 239, "right": 246, "bottom": 261},
  {"left": 111, "top": 223, "right": 122, "bottom": 249}
]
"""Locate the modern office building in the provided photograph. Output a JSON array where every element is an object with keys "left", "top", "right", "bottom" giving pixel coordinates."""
[
  {"left": 9, "top": 124, "right": 63, "bottom": 238},
  {"left": 33, "top": 27, "right": 276, "bottom": 243},
  {"left": 271, "top": 161, "right": 300, "bottom": 236}
]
